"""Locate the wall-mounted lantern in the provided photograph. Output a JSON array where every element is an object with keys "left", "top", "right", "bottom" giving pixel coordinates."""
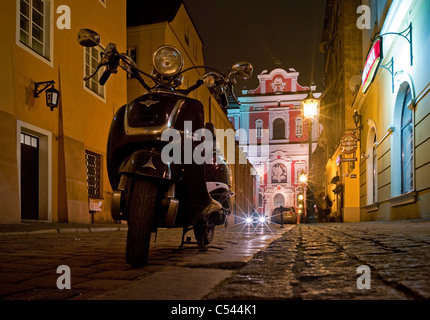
[
  {"left": 34, "top": 81, "right": 60, "bottom": 111},
  {"left": 352, "top": 110, "right": 363, "bottom": 130}
]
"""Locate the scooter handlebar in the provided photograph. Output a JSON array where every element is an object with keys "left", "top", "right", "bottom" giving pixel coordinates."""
[{"left": 99, "top": 69, "right": 111, "bottom": 86}]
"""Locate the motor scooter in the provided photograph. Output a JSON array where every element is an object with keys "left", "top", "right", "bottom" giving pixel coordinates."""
[{"left": 77, "top": 29, "right": 253, "bottom": 267}]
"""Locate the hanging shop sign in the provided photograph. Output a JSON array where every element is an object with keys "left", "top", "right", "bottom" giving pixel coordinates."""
[
  {"left": 362, "top": 38, "right": 383, "bottom": 93},
  {"left": 340, "top": 133, "right": 358, "bottom": 154}
]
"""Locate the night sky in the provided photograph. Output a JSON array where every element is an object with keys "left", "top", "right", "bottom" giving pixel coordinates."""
[{"left": 182, "top": 0, "right": 327, "bottom": 95}]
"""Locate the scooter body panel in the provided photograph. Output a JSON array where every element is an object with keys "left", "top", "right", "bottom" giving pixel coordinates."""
[
  {"left": 107, "top": 91, "right": 204, "bottom": 190},
  {"left": 107, "top": 91, "right": 219, "bottom": 227}
]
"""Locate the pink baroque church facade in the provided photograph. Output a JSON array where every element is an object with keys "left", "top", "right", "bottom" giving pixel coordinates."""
[{"left": 228, "top": 68, "right": 322, "bottom": 219}]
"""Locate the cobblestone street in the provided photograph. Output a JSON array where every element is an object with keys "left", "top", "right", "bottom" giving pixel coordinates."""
[
  {"left": 207, "top": 221, "right": 430, "bottom": 300},
  {"left": 1, "top": 220, "right": 430, "bottom": 301}
]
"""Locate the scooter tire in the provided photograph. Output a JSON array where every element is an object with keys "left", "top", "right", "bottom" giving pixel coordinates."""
[{"left": 126, "top": 179, "right": 157, "bottom": 267}]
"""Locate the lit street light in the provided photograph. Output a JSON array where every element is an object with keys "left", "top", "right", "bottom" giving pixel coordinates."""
[
  {"left": 299, "top": 172, "right": 308, "bottom": 184},
  {"left": 302, "top": 97, "right": 319, "bottom": 119},
  {"left": 301, "top": 89, "right": 320, "bottom": 223}
]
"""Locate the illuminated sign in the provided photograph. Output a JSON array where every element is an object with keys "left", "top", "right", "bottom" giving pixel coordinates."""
[{"left": 362, "top": 38, "right": 383, "bottom": 93}]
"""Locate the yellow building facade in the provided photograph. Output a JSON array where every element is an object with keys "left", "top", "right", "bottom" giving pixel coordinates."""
[
  {"left": 0, "top": 0, "right": 127, "bottom": 224},
  {"left": 355, "top": 0, "right": 430, "bottom": 221},
  {"left": 322, "top": 0, "right": 430, "bottom": 222}
]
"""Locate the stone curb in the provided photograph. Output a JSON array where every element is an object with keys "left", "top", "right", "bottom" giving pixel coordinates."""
[{"left": 0, "top": 226, "right": 128, "bottom": 236}]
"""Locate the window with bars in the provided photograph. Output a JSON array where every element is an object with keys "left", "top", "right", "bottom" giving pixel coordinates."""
[
  {"left": 85, "top": 151, "right": 101, "bottom": 198},
  {"left": 84, "top": 46, "right": 105, "bottom": 98},
  {"left": 19, "top": 0, "right": 50, "bottom": 59}
]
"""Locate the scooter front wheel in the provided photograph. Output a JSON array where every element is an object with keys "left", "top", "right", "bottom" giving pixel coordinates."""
[{"left": 126, "top": 179, "right": 157, "bottom": 267}]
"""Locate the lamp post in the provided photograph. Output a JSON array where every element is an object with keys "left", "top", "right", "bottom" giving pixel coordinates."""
[
  {"left": 301, "top": 89, "right": 320, "bottom": 223},
  {"left": 298, "top": 172, "right": 307, "bottom": 223}
]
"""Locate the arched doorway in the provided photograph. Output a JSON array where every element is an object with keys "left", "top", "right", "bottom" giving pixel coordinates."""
[{"left": 274, "top": 193, "right": 285, "bottom": 208}]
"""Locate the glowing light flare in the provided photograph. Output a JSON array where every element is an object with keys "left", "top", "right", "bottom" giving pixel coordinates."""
[
  {"left": 236, "top": 212, "right": 273, "bottom": 235},
  {"left": 299, "top": 173, "right": 308, "bottom": 183},
  {"left": 301, "top": 98, "right": 320, "bottom": 119}
]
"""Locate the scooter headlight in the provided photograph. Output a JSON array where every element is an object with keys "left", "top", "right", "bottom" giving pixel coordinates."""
[{"left": 153, "top": 46, "right": 184, "bottom": 77}]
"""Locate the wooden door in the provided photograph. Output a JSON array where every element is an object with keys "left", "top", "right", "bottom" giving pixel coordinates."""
[{"left": 21, "top": 133, "right": 39, "bottom": 220}]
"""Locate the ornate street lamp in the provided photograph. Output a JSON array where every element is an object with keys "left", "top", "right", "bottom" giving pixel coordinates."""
[
  {"left": 301, "top": 95, "right": 320, "bottom": 119},
  {"left": 301, "top": 89, "right": 320, "bottom": 223},
  {"left": 34, "top": 81, "right": 60, "bottom": 111},
  {"left": 301, "top": 88, "right": 320, "bottom": 171}
]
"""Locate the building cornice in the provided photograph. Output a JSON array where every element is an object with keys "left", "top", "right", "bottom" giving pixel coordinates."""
[{"left": 238, "top": 92, "right": 322, "bottom": 105}]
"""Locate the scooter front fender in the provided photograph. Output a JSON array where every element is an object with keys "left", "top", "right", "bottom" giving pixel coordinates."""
[
  {"left": 111, "top": 150, "right": 173, "bottom": 222},
  {"left": 119, "top": 149, "right": 171, "bottom": 181}
]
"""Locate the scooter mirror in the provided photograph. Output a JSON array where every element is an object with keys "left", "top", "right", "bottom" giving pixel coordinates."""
[
  {"left": 230, "top": 61, "right": 254, "bottom": 79},
  {"left": 203, "top": 74, "right": 216, "bottom": 88},
  {"left": 77, "top": 28, "right": 101, "bottom": 47}
]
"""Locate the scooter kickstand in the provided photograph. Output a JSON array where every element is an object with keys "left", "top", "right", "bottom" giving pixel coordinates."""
[{"left": 179, "top": 226, "right": 193, "bottom": 249}]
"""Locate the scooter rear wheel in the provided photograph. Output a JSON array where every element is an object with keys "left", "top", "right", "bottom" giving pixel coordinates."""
[
  {"left": 126, "top": 179, "right": 157, "bottom": 267},
  {"left": 193, "top": 221, "right": 215, "bottom": 252}
]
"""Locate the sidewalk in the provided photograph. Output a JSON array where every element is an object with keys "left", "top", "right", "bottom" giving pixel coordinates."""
[
  {"left": 0, "top": 222, "right": 128, "bottom": 236},
  {"left": 0, "top": 222, "right": 288, "bottom": 300}
]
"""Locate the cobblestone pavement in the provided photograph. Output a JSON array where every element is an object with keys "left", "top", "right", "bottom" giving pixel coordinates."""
[
  {"left": 2, "top": 220, "right": 430, "bottom": 301},
  {"left": 0, "top": 222, "right": 288, "bottom": 300},
  {"left": 206, "top": 221, "right": 430, "bottom": 300}
]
